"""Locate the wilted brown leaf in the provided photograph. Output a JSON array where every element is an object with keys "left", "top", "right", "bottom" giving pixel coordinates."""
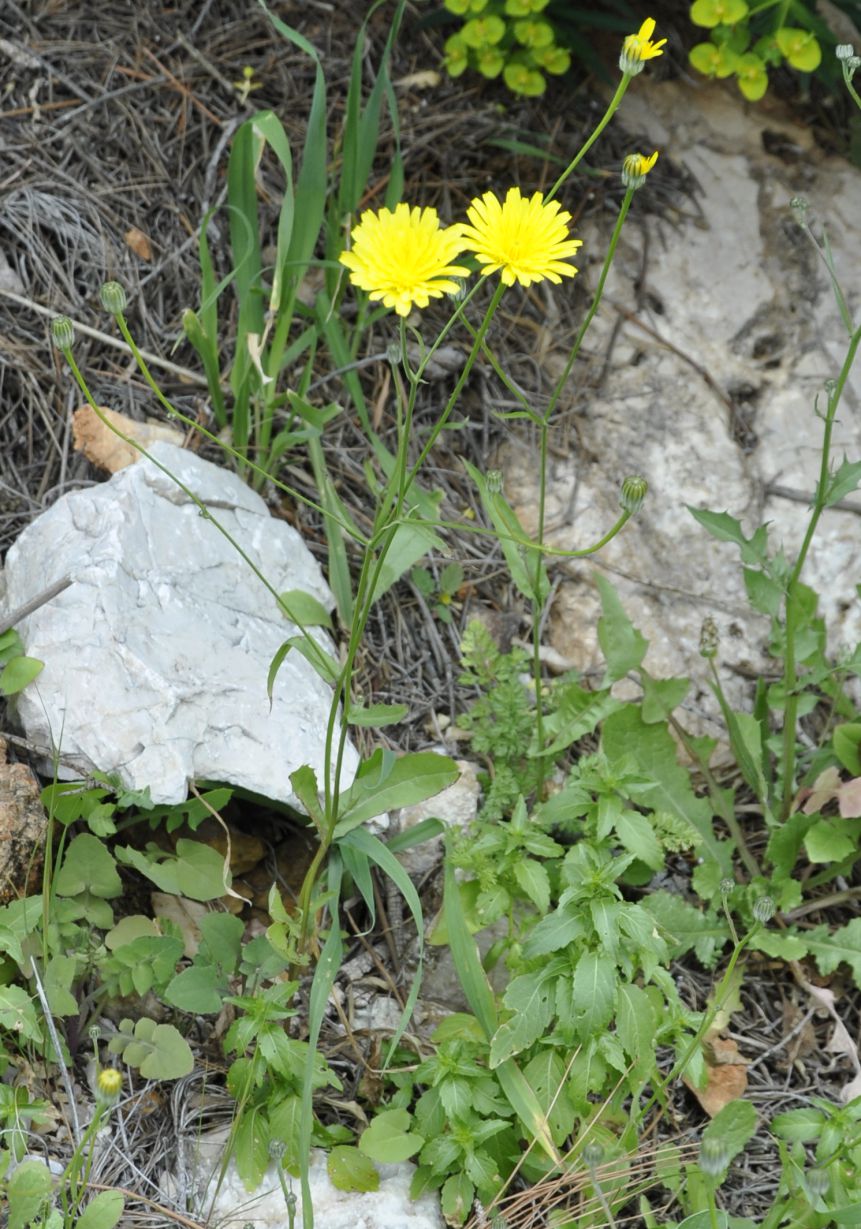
[
  {"left": 683, "top": 1032, "right": 748, "bottom": 1116},
  {"left": 125, "top": 225, "right": 152, "bottom": 261},
  {"left": 72, "top": 405, "right": 184, "bottom": 473}
]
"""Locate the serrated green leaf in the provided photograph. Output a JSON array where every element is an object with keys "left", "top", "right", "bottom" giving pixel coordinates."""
[
  {"left": 7, "top": 1160, "right": 53, "bottom": 1229},
  {"left": 522, "top": 1048, "right": 575, "bottom": 1145},
  {"left": 825, "top": 458, "right": 861, "bottom": 507},
  {"left": 491, "top": 967, "right": 558, "bottom": 1066},
  {"left": 641, "top": 890, "right": 729, "bottom": 966},
  {"left": 595, "top": 573, "right": 647, "bottom": 681},
  {"left": 805, "top": 918, "right": 861, "bottom": 986},
  {"left": 743, "top": 566, "right": 784, "bottom": 616},
  {"left": 328, "top": 1145, "right": 379, "bottom": 1192},
  {"left": 441, "top": 1171, "right": 474, "bottom": 1226},
  {"left": 615, "top": 810, "right": 664, "bottom": 870},
  {"left": 512, "top": 859, "right": 551, "bottom": 912},
  {"left": 573, "top": 949, "right": 616, "bottom": 1036},
  {"left": 702, "top": 1099, "right": 757, "bottom": 1179},
  {"left": 687, "top": 506, "right": 769, "bottom": 566},
  {"left": 616, "top": 982, "right": 657, "bottom": 1079},
  {"left": 641, "top": 674, "right": 690, "bottom": 723},
  {"left": 833, "top": 724, "right": 861, "bottom": 776},
  {"left": 522, "top": 901, "right": 586, "bottom": 957},
  {"left": 804, "top": 819, "right": 857, "bottom": 863},
  {"left": 234, "top": 1106, "right": 270, "bottom": 1189}
]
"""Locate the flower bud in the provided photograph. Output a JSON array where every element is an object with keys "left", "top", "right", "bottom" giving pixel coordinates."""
[
  {"left": 100, "top": 281, "right": 128, "bottom": 315},
  {"left": 486, "top": 469, "right": 504, "bottom": 494},
  {"left": 753, "top": 895, "right": 774, "bottom": 923},
  {"left": 386, "top": 340, "right": 402, "bottom": 366},
  {"left": 268, "top": 1138, "right": 287, "bottom": 1161},
  {"left": 88, "top": 1023, "right": 101, "bottom": 1041},
  {"left": 51, "top": 315, "right": 75, "bottom": 351},
  {"left": 699, "top": 617, "right": 719, "bottom": 659},
  {"left": 790, "top": 196, "right": 810, "bottom": 225},
  {"left": 96, "top": 1067, "right": 123, "bottom": 1104},
  {"left": 698, "top": 1135, "right": 731, "bottom": 1178},
  {"left": 836, "top": 44, "right": 855, "bottom": 60},
  {"left": 583, "top": 1141, "right": 604, "bottom": 1168},
  {"left": 621, "top": 151, "right": 659, "bottom": 190},
  {"left": 620, "top": 475, "right": 648, "bottom": 513},
  {"left": 720, "top": 877, "right": 735, "bottom": 896}
]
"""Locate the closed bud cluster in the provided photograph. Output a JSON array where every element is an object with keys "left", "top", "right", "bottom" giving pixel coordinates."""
[
  {"left": 99, "top": 281, "right": 127, "bottom": 314},
  {"left": 753, "top": 894, "right": 775, "bottom": 923},
  {"left": 620, "top": 475, "right": 648, "bottom": 513},
  {"left": 268, "top": 1138, "right": 287, "bottom": 1161},
  {"left": 836, "top": 43, "right": 855, "bottom": 60},
  {"left": 720, "top": 877, "right": 735, "bottom": 896},
  {"left": 486, "top": 469, "right": 504, "bottom": 494},
  {"left": 699, "top": 616, "right": 719, "bottom": 659},
  {"left": 698, "top": 1135, "right": 731, "bottom": 1178},
  {"left": 790, "top": 196, "right": 810, "bottom": 225},
  {"left": 51, "top": 315, "right": 75, "bottom": 351}
]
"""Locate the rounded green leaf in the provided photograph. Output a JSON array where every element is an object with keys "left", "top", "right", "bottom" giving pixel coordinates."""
[
  {"left": 76, "top": 1191, "right": 125, "bottom": 1229},
  {"left": 0, "top": 655, "right": 44, "bottom": 696},
  {"left": 691, "top": 0, "right": 748, "bottom": 27},
  {"left": 735, "top": 53, "right": 768, "bottom": 100},
  {"left": 360, "top": 1108, "right": 424, "bottom": 1163},
  {"left": 462, "top": 15, "right": 506, "bottom": 47},
  {"left": 775, "top": 27, "right": 821, "bottom": 71},
  {"left": 328, "top": 1145, "right": 379, "bottom": 1193}
]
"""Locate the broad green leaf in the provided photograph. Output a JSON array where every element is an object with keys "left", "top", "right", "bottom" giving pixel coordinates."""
[
  {"left": 105, "top": 915, "right": 159, "bottom": 949},
  {"left": 616, "top": 982, "right": 657, "bottom": 1079},
  {"left": 54, "top": 834, "right": 121, "bottom": 899},
  {"left": 804, "top": 818, "right": 857, "bottom": 863},
  {"left": 537, "top": 683, "right": 623, "bottom": 757},
  {"left": 278, "top": 590, "right": 332, "bottom": 629},
  {"left": 7, "top": 1160, "right": 53, "bottom": 1229},
  {"left": 743, "top": 567, "right": 783, "bottom": 616},
  {"left": 512, "top": 859, "right": 551, "bottom": 913},
  {"left": 522, "top": 901, "right": 587, "bottom": 958},
  {"left": 641, "top": 674, "right": 690, "bottom": 723},
  {"left": 107, "top": 1017, "right": 193, "bottom": 1079},
  {"left": 522, "top": 1048, "right": 575, "bottom": 1145},
  {"left": 76, "top": 1191, "right": 125, "bottom": 1229},
  {"left": 441, "top": 1172, "right": 474, "bottom": 1226},
  {"left": 770, "top": 1106, "right": 825, "bottom": 1142},
  {"left": 602, "top": 706, "right": 730, "bottom": 872},
  {"left": 115, "top": 840, "right": 229, "bottom": 902},
  {"left": 234, "top": 1106, "right": 270, "bottom": 1189},
  {"left": 370, "top": 515, "right": 446, "bottom": 605},
  {"left": 463, "top": 458, "right": 548, "bottom": 605},
  {"left": 614, "top": 810, "right": 664, "bottom": 870},
  {"left": 572, "top": 949, "right": 616, "bottom": 1036},
  {"left": 491, "top": 966, "right": 558, "bottom": 1066},
  {"left": 45, "top": 954, "right": 78, "bottom": 1017},
  {"left": 198, "top": 912, "right": 244, "bottom": 976},
  {"left": 0, "top": 655, "right": 43, "bottom": 696},
  {"left": 328, "top": 1145, "right": 379, "bottom": 1193},
  {"left": 163, "top": 965, "right": 224, "bottom": 1014},
  {"left": 833, "top": 724, "right": 861, "bottom": 775},
  {"left": 334, "top": 749, "right": 458, "bottom": 836},
  {"left": 269, "top": 1093, "right": 303, "bottom": 1173},
  {"left": 702, "top": 1099, "right": 757, "bottom": 1179},
  {"left": 290, "top": 764, "right": 325, "bottom": 832},
  {"left": 595, "top": 573, "right": 647, "bottom": 681},
  {"left": 359, "top": 1109, "right": 423, "bottom": 1163}
]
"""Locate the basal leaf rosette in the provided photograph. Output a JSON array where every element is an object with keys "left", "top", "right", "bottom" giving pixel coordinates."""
[
  {"left": 503, "top": 58, "right": 547, "bottom": 94},
  {"left": 775, "top": 26, "right": 822, "bottom": 71},
  {"left": 460, "top": 186, "right": 582, "bottom": 287},
  {"left": 690, "top": 0, "right": 748, "bottom": 27},
  {"left": 339, "top": 204, "right": 469, "bottom": 318}
]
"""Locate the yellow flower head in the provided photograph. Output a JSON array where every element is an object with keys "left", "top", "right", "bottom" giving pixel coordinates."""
[
  {"left": 622, "top": 150, "right": 659, "bottom": 189},
  {"left": 620, "top": 18, "right": 667, "bottom": 75},
  {"left": 459, "top": 187, "right": 582, "bottom": 288},
  {"left": 339, "top": 204, "right": 469, "bottom": 318},
  {"left": 97, "top": 1067, "right": 123, "bottom": 1101}
]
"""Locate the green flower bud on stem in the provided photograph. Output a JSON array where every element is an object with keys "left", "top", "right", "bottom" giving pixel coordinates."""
[
  {"left": 100, "top": 281, "right": 128, "bottom": 315},
  {"left": 583, "top": 1141, "right": 604, "bottom": 1168},
  {"left": 806, "top": 1167, "right": 829, "bottom": 1200},
  {"left": 836, "top": 43, "right": 855, "bottom": 60},
  {"left": 620, "top": 474, "right": 648, "bottom": 513},
  {"left": 51, "top": 315, "right": 75, "bottom": 351},
  {"left": 699, "top": 616, "right": 719, "bottom": 659},
  {"left": 698, "top": 1135, "right": 730, "bottom": 1178},
  {"left": 753, "top": 894, "right": 774, "bottom": 923},
  {"left": 486, "top": 469, "right": 504, "bottom": 494}
]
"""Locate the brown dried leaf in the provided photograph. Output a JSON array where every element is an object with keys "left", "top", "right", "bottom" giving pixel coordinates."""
[
  {"left": 837, "top": 776, "right": 861, "bottom": 818},
  {"left": 125, "top": 225, "right": 152, "bottom": 261},
  {"left": 0, "top": 737, "right": 46, "bottom": 903},
  {"left": 683, "top": 1032, "right": 748, "bottom": 1117},
  {"left": 72, "top": 405, "right": 184, "bottom": 473},
  {"left": 150, "top": 892, "right": 207, "bottom": 958},
  {"left": 801, "top": 765, "right": 841, "bottom": 814}
]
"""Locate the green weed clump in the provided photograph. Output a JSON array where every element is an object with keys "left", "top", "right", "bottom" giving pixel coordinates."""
[
  {"left": 4, "top": 5, "right": 861, "bottom": 1229},
  {"left": 442, "top": 0, "right": 571, "bottom": 96}
]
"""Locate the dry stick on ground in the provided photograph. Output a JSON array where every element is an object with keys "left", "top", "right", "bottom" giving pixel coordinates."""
[{"left": 0, "top": 574, "right": 73, "bottom": 635}]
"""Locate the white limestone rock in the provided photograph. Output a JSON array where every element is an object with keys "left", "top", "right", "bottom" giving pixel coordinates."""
[
  {"left": 178, "top": 1130, "right": 444, "bottom": 1229},
  {"left": 1, "top": 442, "right": 360, "bottom": 808}
]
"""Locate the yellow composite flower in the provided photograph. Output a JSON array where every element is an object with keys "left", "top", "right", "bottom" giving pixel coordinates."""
[
  {"left": 339, "top": 203, "right": 469, "bottom": 318},
  {"left": 622, "top": 150, "right": 659, "bottom": 188},
  {"left": 459, "top": 187, "right": 582, "bottom": 288},
  {"left": 619, "top": 17, "right": 667, "bottom": 74},
  {"left": 97, "top": 1067, "right": 123, "bottom": 1100}
]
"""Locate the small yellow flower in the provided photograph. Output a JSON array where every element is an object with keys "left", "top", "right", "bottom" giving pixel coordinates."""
[
  {"left": 459, "top": 187, "right": 582, "bottom": 288},
  {"left": 622, "top": 150, "right": 659, "bottom": 189},
  {"left": 620, "top": 17, "right": 667, "bottom": 75},
  {"left": 339, "top": 204, "right": 469, "bottom": 318},
  {"left": 97, "top": 1067, "right": 123, "bottom": 1101}
]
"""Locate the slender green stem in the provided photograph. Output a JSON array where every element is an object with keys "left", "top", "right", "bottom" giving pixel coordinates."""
[
  {"left": 780, "top": 324, "right": 861, "bottom": 817},
  {"left": 547, "top": 77, "right": 630, "bottom": 202},
  {"left": 532, "top": 419, "right": 550, "bottom": 784}
]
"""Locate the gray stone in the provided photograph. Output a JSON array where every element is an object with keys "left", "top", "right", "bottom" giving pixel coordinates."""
[
  {"left": 1, "top": 442, "right": 360, "bottom": 809},
  {"left": 501, "top": 80, "right": 861, "bottom": 738}
]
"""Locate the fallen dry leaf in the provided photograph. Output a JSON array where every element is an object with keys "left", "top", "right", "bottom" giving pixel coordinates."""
[
  {"left": 150, "top": 892, "right": 208, "bottom": 958},
  {"left": 683, "top": 1032, "right": 748, "bottom": 1116},
  {"left": 838, "top": 776, "right": 861, "bottom": 817},
  {"left": 0, "top": 736, "right": 46, "bottom": 903},
  {"left": 124, "top": 225, "right": 152, "bottom": 261},
  {"left": 72, "top": 405, "right": 184, "bottom": 473}
]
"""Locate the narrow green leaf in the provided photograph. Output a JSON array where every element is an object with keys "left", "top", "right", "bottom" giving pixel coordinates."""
[
  {"left": 346, "top": 702, "right": 409, "bottom": 728},
  {"left": 334, "top": 750, "right": 458, "bottom": 837},
  {"left": 595, "top": 573, "right": 647, "bottom": 681},
  {"left": 825, "top": 458, "right": 861, "bottom": 506},
  {"left": 278, "top": 590, "right": 332, "bottom": 629}
]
